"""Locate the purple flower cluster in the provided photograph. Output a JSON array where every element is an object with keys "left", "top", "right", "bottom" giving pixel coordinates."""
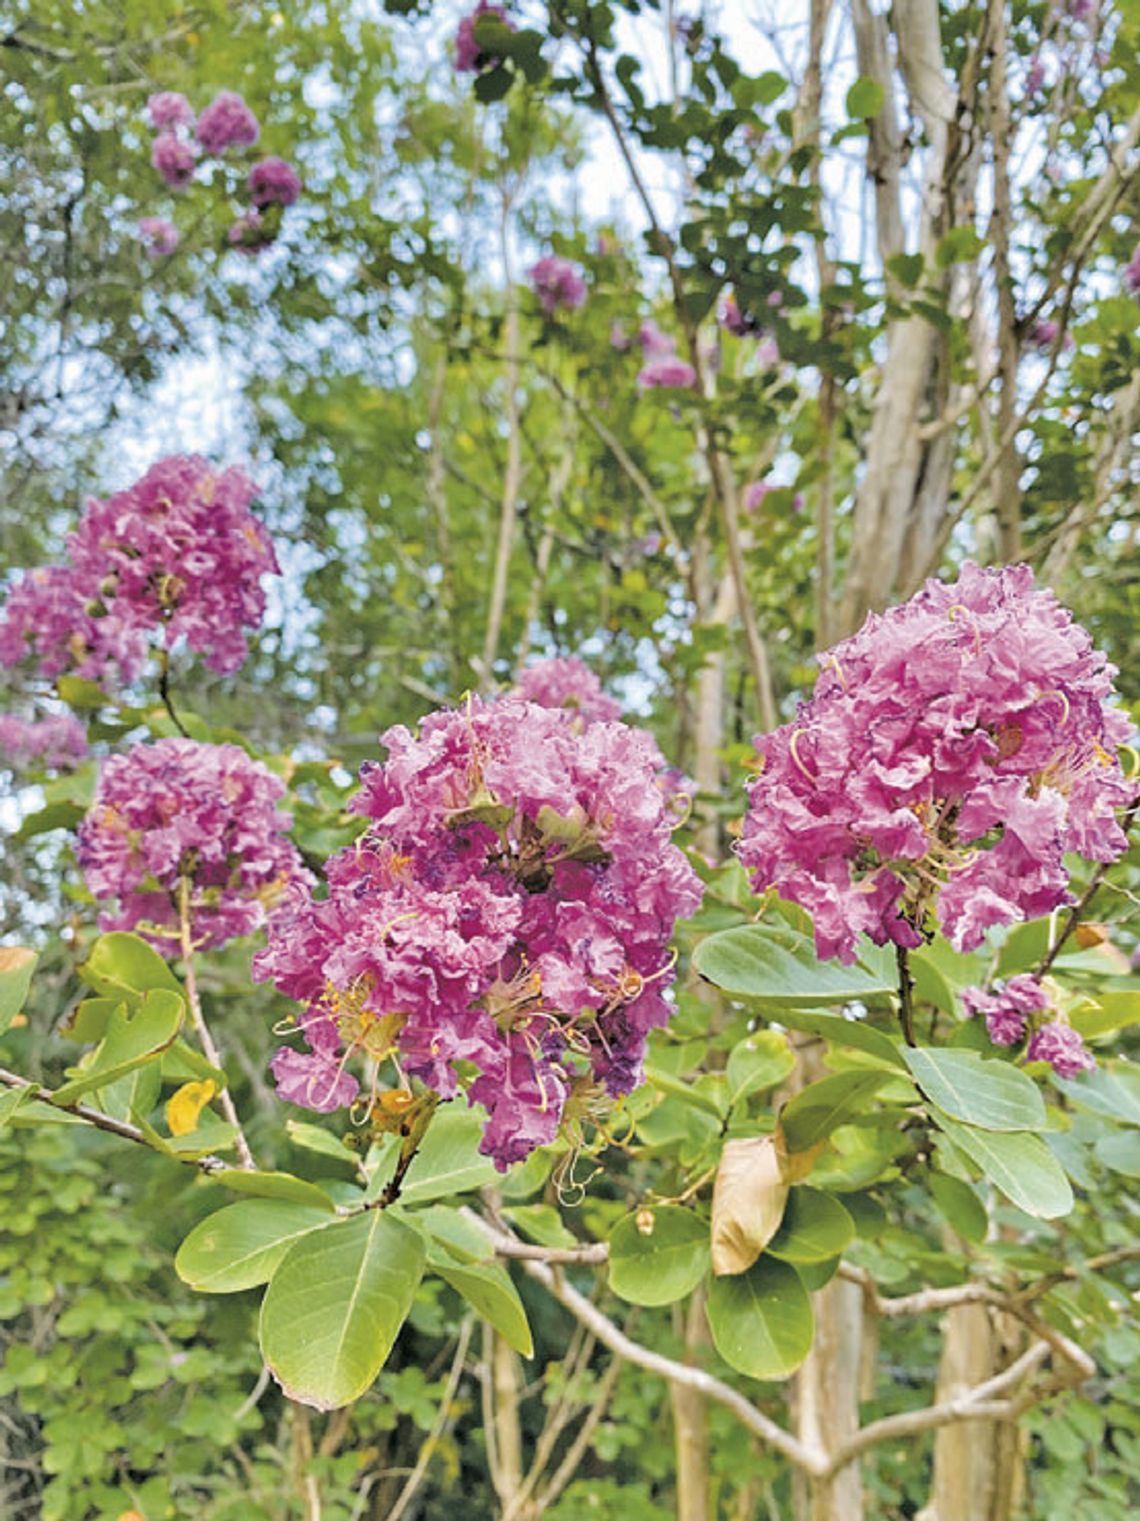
[
  {"left": 639, "top": 357, "right": 697, "bottom": 390},
  {"left": 253, "top": 698, "right": 703, "bottom": 1168},
  {"left": 1125, "top": 246, "right": 1140, "bottom": 297},
  {"left": 78, "top": 739, "right": 309, "bottom": 951},
  {"left": 528, "top": 256, "right": 588, "bottom": 315},
  {"left": 142, "top": 86, "right": 299, "bottom": 257},
  {"left": 248, "top": 156, "right": 302, "bottom": 208},
  {"left": 195, "top": 90, "right": 260, "bottom": 153},
  {"left": 0, "top": 712, "right": 88, "bottom": 770},
  {"left": 0, "top": 455, "right": 279, "bottom": 688},
  {"left": 455, "top": 1, "right": 515, "bottom": 72},
  {"left": 963, "top": 975, "right": 1094, "bottom": 1077},
  {"left": 152, "top": 134, "right": 196, "bottom": 191},
  {"left": 514, "top": 657, "right": 623, "bottom": 723},
  {"left": 738, "top": 563, "right": 1135, "bottom": 963},
  {"left": 147, "top": 92, "right": 195, "bottom": 131},
  {"left": 138, "top": 216, "right": 180, "bottom": 257}
]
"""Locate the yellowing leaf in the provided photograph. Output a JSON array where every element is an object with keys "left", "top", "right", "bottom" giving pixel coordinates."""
[
  {"left": 166, "top": 1079, "right": 217, "bottom": 1137},
  {"left": 710, "top": 1131, "right": 823, "bottom": 1276}
]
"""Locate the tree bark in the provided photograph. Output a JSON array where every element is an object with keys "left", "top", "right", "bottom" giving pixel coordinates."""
[
  {"left": 793, "top": 1277, "right": 865, "bottom": 1521},
  {"left": 671, "top": 1290, "right": 711, "bottom": 1521}
]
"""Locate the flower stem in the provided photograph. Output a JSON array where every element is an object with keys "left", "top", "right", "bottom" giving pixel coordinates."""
[
  {"left": 157, "top": 648, "right": 190, "bottom": 738},
  {"left": 896, "top": 944, "right": 917, "bottom": 1048},
  {"left": 374, "top": 1095, "right": 439, "bottom": 1209},
  {"left": 177, "top": 875, "right": 256, "bottom": 1170}
]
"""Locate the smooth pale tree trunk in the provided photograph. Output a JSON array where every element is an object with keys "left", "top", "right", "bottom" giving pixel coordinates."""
[
  {"left": 792, "top": 1277, "right": 865, "bottom": 1521},
  {"left": 919, "top": 1303, "right": 1026, "bottom": 1521},
  {"left": 670, "top": 1291, "right": 712, "bottom": 1521}
]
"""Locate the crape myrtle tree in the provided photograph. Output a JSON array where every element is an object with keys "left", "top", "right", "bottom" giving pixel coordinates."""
[{"left": 2, "top": 2, "right": 1140, "bottom": 1520}]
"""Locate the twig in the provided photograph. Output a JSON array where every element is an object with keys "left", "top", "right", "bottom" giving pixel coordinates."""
[
  {"left": 387, "top": 1317, "right": 474, "bottom": 1521},
  {"left": 157, "top": 648, "right": 190, "bottom": 739},
  {"left": 177, "top": 875, "right": 256, "bottom": 1170},
  {"left": 0, "top": 1065, "right": 223, "bottom": 1168},
  {"left": 1036, "top": 795, "right": 1140, "bottom": 977}
]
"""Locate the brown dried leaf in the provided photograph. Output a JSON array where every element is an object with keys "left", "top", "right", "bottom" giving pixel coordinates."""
[{"left": 710, "top": 1129, "right": 823, "bottom": 1276}]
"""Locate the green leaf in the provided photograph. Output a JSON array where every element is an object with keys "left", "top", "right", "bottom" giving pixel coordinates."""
[
  {"left": 1056, "top": 1065, "right": 1140, "bottom": 1127},
  {"left": 1094, "top": 1131, "right": 1140, "bottom": 1177},
  {"left": 415, "top": 1204, "right": 495, "bottom": 1264},
  {"left": 766, "top": 1188, "right": 854, "bottom": 1265},
  {"left": 929, "top": 1173, "right": 988, "bottom": 1243},
  {"left": 608, "top": 1206, "right": 711, "bottom": 1306},
  {"left": 693, "top": 923, "right": 895, "bottom": 1006},
  {"left": 212, "top": 1170, "right": 338, "bottom": 1212},
  {"left": 781, "top": 1071, "right": 894, "bottom": 1152},
  {"left": 286, "top": 1119, "right": 359, "bottom": 1163},
  {"left": 0, "top": 947, "right": 37, "bottom": 1035},
  {"left": 161, "top": 1037, "right": 228, "bottom": 1088},
  {"left": 501, "top": 1203, "right": 577, "bottom": 1249},
  {"left": 767, "top": 1009, "right": 906, "bottom": 1070},
  {"left": 380, "top": 1104, "right": 499, "bottom": 1205},
  {"left": 78, "top": 932, "right": 183, "bottom": 1005},
  {"left": 1071, "top": 992, "right": 1140, "bottom": 1040},
  {"left": 56, "top": 675, "right": 106, "bottom": 709},
  {"left": 933, "top": 1113, "right": 1073, "bottom": 1219},
  {"left": 60, "top": 996, "right": 120, "bottom": 1044},
  {"left": 845, "top": 76, "right": 885, "bottom": 119},
  {"left": 474, "top": 64, "right": 512, "bottom": 103},
  {"left": 429, "top": 1250, "right": 533, "bottom": 1356},
  {"left": 0, "top": 1085, "right": 33, "bottom": 1130},
  {"left": 645, "top": 1063, "right": 726, "bottom": 1118},
  {"left": 904, "top": 1048, "right": 1046, "bottom": 1131},
  {"left": 887, "top": 252, "right": 925, "bottom": 289},
  {"left": 260, "top": 1211, "right": 425, "bottom": 1409},
  {"left": 936, "top": 226, "right": 986, "bottom": 268},
  {"left": 726, "top": 1030, "right": 796, "bottom": 1104},
  {"left": 52, "top": 989, "right": 183, "bottom": 1104},
  {"left": 706, "top": 1258, "right": 814, "bottom": 1379},
  {"left": 176, "top": 1199, "right": 337, "bottom": 1293}
]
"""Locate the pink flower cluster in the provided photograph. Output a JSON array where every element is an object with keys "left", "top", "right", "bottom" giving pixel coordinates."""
[
  {"left": 138, "top": 216, "right": 180, "bottom": 257},
  {"left": 253, "top": 698, "right": 702, "bottom": 1168},
  {"left": 78, "top": 738, "right": 309, "bottom": 951},
  {"left": 0, "top": 454, "right": 279, "bottom": 688},
  {"left": 528, "top": 256, "right": 587, "bottom": 315},
  {"left": 0, "top": 712, "right": 88, "bottom": 770},
  {"left": 621, "top": 318, "right": 696, "bottom": 389},
  {"left": 739, "top": 563, "right": 1135, "bottom": 963},
  {"left": 195, "top": 90, "right": 260, "bottom": 153},
  {"left": 143, "top": 86, "right": 299, "bottom": 257},
  {"left": 513, "top": 656, "right": 622, "bottom": 723},
  {"left": 455, "top": 1, "right": 515, "bottom": 72},
  {"left": 963, "top": 974, "right": 1094, "bottom": 1077},
  {"left": 1125, "top": 246, "right": 1140, "bottom": 297}
]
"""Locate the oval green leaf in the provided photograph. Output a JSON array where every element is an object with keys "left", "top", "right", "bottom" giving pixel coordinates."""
[
  {"left": 766, "top": 1188, "right": 854, "bottom": 1265},
  {"left": 780, "top": 1070, "right": 893, "bottom": 1153},
  {"left": 0, "top": 947, "right": 37, "bottom": 1034},
  {"left": 259, "top": 1210, "right": 425, "bottom": 1410},
  {"left": 212, "top": 1169, "right": 337, "bottom": 1212},
  {"left": 429, "top": 1250, "right": 533, "bottom": 1356},
  {"left": 78, "top": 932, "right": 183, "bottom": 1004},
  {"left": 693, "top": 924, "right": 894, "bottom": 1006},
  {"left": 706, "top": 1257, "right": 815, "bottom": 1380},
  {"left": 905, "top": 1048, "right": 1045, "bottom": 1131},
  {"left": 175, "top": 1199, "right": 337, "bottom": 1292},
  {"left": 933, "top": 1113, "right": 1073, "bottom": 1219},
  {"left": 373, "top": 1104, "right": 499, "bottom": 1205},
  {"left": 609, "top": 1205, "right": 711, "bottom": 1307},
  {"left": 726, "top": 1030, "right": 796, "bottom": 1105}
]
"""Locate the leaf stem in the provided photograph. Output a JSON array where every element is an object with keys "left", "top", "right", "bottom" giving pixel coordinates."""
[{"left": 157, "top": 647, "right": 190, "bottom": 738}]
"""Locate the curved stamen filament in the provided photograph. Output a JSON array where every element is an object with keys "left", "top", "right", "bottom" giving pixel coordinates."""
[{"left": 789, "top": 729, "right": 819, "bottom": 784}]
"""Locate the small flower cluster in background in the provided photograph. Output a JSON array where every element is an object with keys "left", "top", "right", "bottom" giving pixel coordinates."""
[
  {"left": 739, "top": 562, "right": 1136, "bottom": 963},
  {"left": 78, "top": 738, "right": 310, "bottom": 950},
  {"left": 0, "top": 454, "right": 279, "bottom": 690},
  {"left": 528, "top": 255, "right": 588, "bottom": 315},
  {"left": 963, "top": 973, "right": 1095, "bottom": 1077},
  {"left": 455, "top": 1, "right": 516, "bottom": 73},
  {"left": 0, "top": 712, "right": 88, "bottom": 771},
  {"left": 141, "top": 88, "right": 301, "bottom": 258},
  {"left": 254, "top": 697, "right": 702, "bottom": 1168}
]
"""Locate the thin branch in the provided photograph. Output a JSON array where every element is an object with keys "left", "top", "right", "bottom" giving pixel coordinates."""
[
  {"left": 1036, "top": 795, "right": 1140, "bottom": 977},
  {"left": 177, "top": 875, "right": 256, "bottom": 1171},
  {"left": 0, "top": 1065, "right": 225, "bottom": 1170},
  {"left": 387, "top": 1317, "right": 474, "bottom": 1521}
]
